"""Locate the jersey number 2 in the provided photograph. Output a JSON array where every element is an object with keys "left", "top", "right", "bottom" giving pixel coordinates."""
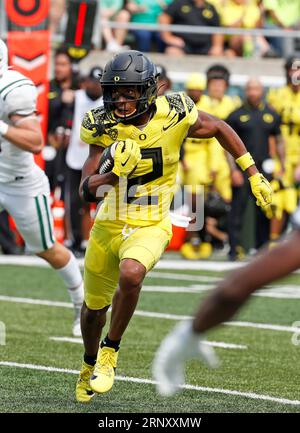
[{"left": 125, "top": 147, "right": 163, "bottom": 205}]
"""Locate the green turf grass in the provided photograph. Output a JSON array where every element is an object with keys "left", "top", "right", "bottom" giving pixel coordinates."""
[{"left": 0, "top": 264, "right": 300, "bottom": 413}]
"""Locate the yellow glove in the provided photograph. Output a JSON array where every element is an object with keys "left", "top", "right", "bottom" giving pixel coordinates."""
[
  {"left": 248, "top": 173, "right": 273, "bottom": 208},
  {"left": 263, "top": 203, "right": 276, "bottom": 219},
  {"left": 112, "top": 139, "right": 141, "bottom": 177}
]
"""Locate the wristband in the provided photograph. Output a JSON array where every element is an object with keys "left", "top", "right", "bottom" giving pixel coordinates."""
[
  {"left": 82, "top": 176, "right": 97, "bottom": 203},
  {"left": 235, "top": 152, "right": 255, "bottom": 171},
  {"left": 0, "top": 120, "right": 9, "bottom": 137}
]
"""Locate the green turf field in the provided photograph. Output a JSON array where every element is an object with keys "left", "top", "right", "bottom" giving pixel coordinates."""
[{"left": 0, "top": 261, "right": 300, "bottom": 413}]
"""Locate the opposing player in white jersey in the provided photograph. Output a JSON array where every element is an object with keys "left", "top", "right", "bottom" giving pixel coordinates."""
[{"left": 0, "top": 39, "right": 83, "bottom": 336}]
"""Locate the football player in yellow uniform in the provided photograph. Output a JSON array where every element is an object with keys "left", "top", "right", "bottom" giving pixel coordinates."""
[
  {"left": 267, "top": 56, "right": 300, "bottom": 239},
  {"left": 180, "top": 73, "right": 209, "bottom": 260},
  {"left": 202, "top": 64, "right": 241, "bottom": 202},
  {"left": 75, "top": 50, "right": 272, "bottom": 402},
  {"left": 181, "top": 65, "right": 240, "bottom": 260}
]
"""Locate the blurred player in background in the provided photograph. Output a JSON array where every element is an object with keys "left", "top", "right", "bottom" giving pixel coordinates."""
[
  {"left": 181, "top": 65, "right": 240, "bottom": 260},
  {"left": 180, "top": 73, "right": 209, "bottom": 260},
  {"left": 75, "top": 50, "right": 272, "bottom": 402},
  {"left": 267, "top": 56, "right": 300, "bottom": 241},
  {"left": 227, "top": 77, "right": 284, "bottom": 260},
  {"left": 65, "top": 66, "right": 103, "bottom": 256},
  {"left": 0, "top": 39, "right": 83, "bottom": 337}
]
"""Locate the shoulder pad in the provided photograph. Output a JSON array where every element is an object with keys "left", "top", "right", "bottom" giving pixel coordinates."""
[
  {"left": 82, "top": 106, "right": 110, "bottom": 133},
  {"left": 165, "top": 92, "right": 186, "bottom": 114}
]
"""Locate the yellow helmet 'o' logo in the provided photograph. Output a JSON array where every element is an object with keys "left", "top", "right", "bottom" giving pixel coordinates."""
[
  {"left": 263, "top": 113, "right": 274, "bottom": 123},
  {"left": 114, "top": 76, "right": 120, "bottom": 82}
]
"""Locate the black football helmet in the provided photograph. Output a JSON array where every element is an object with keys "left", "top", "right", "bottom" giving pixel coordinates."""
[{"left": 100, "top": 50, "right": 158, "bottom": 120}]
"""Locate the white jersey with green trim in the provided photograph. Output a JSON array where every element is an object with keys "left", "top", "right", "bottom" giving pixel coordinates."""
[{"left": 0, "top": 70, "right": 48, "bottom": 196}]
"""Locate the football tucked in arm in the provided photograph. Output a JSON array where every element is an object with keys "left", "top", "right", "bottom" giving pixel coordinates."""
[
  {"left": 98, "top": 142, "right": 118, "bottom": 174},
  {"left": 98, "top": 139, "right": 141, "bottom": 177}
]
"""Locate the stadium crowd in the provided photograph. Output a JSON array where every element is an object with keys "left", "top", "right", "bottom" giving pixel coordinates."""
[{"left": 50, "top": 0, "right": 300, "bottom": 57}]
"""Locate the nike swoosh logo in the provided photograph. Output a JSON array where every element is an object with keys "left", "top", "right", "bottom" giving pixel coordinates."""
[
  {"left": 121, "top": 154, "right": 131, "bottom": 166},
  {"left": 162, "top": 112, "right": 178, "bottom": 131},
  {"left": 162, "top": 122, "right": 176, "bottom": 131}
]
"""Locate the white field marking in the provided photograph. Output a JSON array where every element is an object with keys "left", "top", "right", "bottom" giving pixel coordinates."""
[
  {"left": 50, "top": 336, "right": 82, "bottom": 344},
  {"left": 142, "top": 285, "right": 213, "bottom": 293},
  {"left": 49, "top": 336, "right": 247, "bottom": 350},
  {"left": 0, "top": 255, "right": 85, "bottom": 268},
  {"left": 3, "top": 283, "right": 300, "bottom": 298},
  {"left": 135, "top": 310, "right": 300, "bottom": 333},
  {"left": 156, "top": 260, "right": 243, "bottom": 271},
  {"left": 143, "top": 285, "right": 300, "bottom": 299},
  {"left": 0, "top": 295, "right": 73, "bottom": 308},
  {"left": 2, "top": 254, "right": 300, "bottom": 275},
  {"left": 0, "top": 255, "right": 240, "bottom": 271},
  {"left": 257, "top": 286, "right": 300, "bottom": 299},
  {"left": 0, "top": 361, "right": 299, "bottom": 406},
  {"left": 0, "top": 294, "right": 299, "bottom": 333},
  {"left": 146, "top": 271, "right": 221, "bottom": 283}
]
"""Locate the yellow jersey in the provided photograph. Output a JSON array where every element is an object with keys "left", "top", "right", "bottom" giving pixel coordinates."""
[
  {"left": 219, "top": 0, "right": 261, "bottom": 28},
  {"left": 184, "top": 94, "right": 240, "bottom": 168},
  {"left": 267, "top": 85, "right": 300, "bottom": 162},
  {"left": 80, "top": 92, "right": 198, "bottom": 226}
]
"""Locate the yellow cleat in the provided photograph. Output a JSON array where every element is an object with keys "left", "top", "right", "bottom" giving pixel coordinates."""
[
  {"left": 90, "top": 347, "right": 119, "bottom": 394},
  {"left": 76, "top": 361, "right": 95, "bottom": 403},
  {"left": 236, "top": 245, "right": 245, "bottom": 260},
  {"left": 198, "top": 242, "right": 212, "bottom": 259},
  {"left": 180, "top": 242, "right": 199, "bottom": 260}
]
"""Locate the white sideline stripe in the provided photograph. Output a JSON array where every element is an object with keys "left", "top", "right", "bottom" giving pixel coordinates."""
[
  {"left": 147, "top": 271, "right": 221, "bottom": 283},
  {"left": 0, "top": 295, "right": 73, "bottom": 308},
  {"left": 144, "top": 285, "right": 300, "bottom": 298},
  {"left": 0, "top": 255, "right": 241, "bottom": 271},
  {"left": 49, "top": 336, "right": 247, "bottom": 350},
  {"left": 0, "top": 361, "right": 299, "bottom": 406},
  {"left": 0, "top": 255, "right": 84, "bottom": 268},
  {"left": 0, "top": 294, "right": 299, "bottom": 333},
  {"left": 2, "top": 254, "right": 300, "bottom": 274},
  {"left": 142, "top": 285, "right": 213, "bottom": 293},
  {"left": 4, "top": 284, "right": 300, "bottom": 299},
  {"left": 135, "top": 310, "right": 300, "bottom": 333}
]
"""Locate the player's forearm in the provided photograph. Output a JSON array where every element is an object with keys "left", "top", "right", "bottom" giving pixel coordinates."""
[
  {"left": 88, "top": 172, "right": 118, "bottom": 194},
  {"left": 0, "top": 122, "right": 43, "bottom": 154},
  {"left": 79, "top": 172, "right": 118, "bottom": 201},
  {"left": 215, "top": 120, "right": 258, "bottom": 177}
]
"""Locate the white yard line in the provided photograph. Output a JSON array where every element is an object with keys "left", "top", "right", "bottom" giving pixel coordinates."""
[
  {"left": 143, "top": 285, "right": 300, "bottom": 298},
  {"left": 0, "top": 361, "right": 299, "bottom": 406},
  {"left": 0, "top": 255, "right": 242, "bottom": 271},
  {"left": 5, "top": 284, "right": 300, "bottom": 298},
  {"left": 49, "top": 336, "right": 247, "bottom": 350},
  {"left": 2, "top": 255, "right": 300, "bottom": 276},
  {"left": 0, "top": 295, "right": 73, "bottom": 308},
  {"left": 142, "top": 285, "right": 213, "bottom": 293},
  {"left": 0, "top": 294, "right": 298, "bottom": 333},
  {"left": 147, "top": 271, "right": 221, "bottom": 282}
]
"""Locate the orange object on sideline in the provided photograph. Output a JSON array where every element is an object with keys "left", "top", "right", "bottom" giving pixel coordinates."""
[
  {"left": 166, "top": 225, "right": 186, "bottom": 251},
  {"left": 8, "top": 215, "right": 24, "bottom": 247}
]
